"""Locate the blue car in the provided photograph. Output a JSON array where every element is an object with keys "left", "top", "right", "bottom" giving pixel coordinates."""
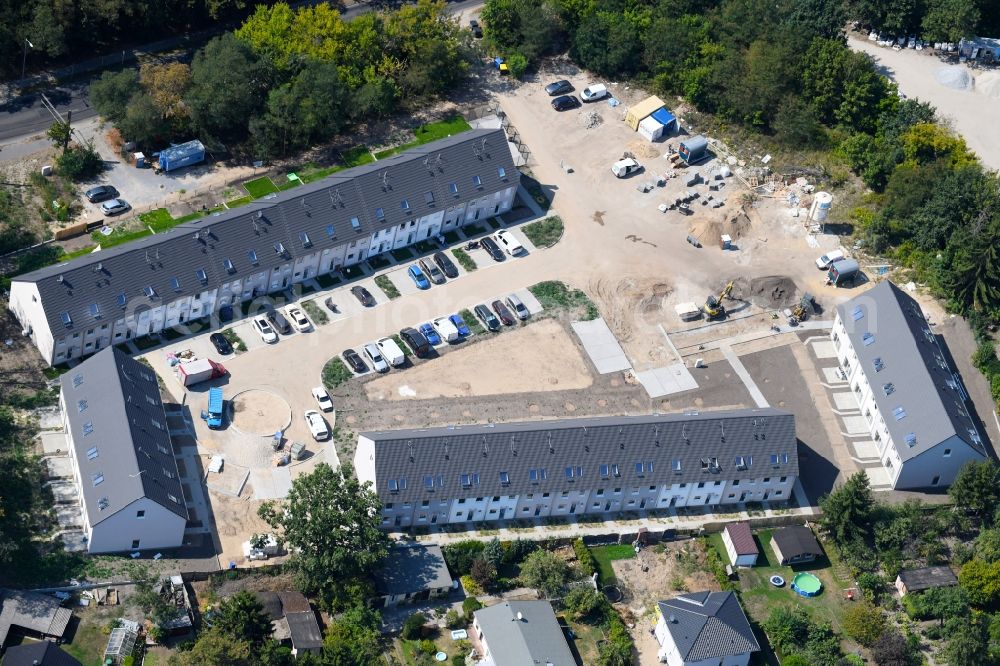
[
  {"left": 449, "top": 313, "right": 471, "bottom": 336},
  {"left": 420, "top": 322, "right": 441, "bottom": 346},
  {"left": 408, "top": 265, "right": 430, "bottom": 289}
]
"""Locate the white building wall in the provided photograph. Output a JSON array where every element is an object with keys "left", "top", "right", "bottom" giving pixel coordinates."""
[
  {"left": 654, "top": 615, "right": 751, "bottom": 666},
  {"left": 9, "top": 281, "right": 55, "bottom": 362},
  {"left": 895, "top": 435, "right": 984, "bottom": 489},
  {"left": 88, "top": 497, "right": 186, "bottom": 554}
]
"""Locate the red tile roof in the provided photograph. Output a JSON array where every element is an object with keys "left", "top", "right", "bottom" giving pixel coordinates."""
[{"left": 724, "top": 523, "right": 759, "bottom": 555}]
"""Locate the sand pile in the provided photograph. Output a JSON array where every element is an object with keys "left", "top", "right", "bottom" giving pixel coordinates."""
[
  {"left": 589, "top": 276, "right": 673, "bottom": 342},
  {"left": 729, "top": 276, "right": 799, "bottom": 309},
  {"left": 976, "top": 70, "right": 1000, "bottom": 99},
  {"left": 628, "top": 140, "right": 661, "bottom": 159},
  {"left": 937, "top": 66, "right": 973, "bottom": 91},
  {"left": 688, "top": 207, "right": 754, "bottom": 244}
]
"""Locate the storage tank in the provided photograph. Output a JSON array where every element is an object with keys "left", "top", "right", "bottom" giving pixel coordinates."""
[{"left": 810, "top": 191, "right": 833, "bottom": 221}]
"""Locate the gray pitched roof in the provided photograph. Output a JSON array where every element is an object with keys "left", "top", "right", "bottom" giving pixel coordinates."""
[
  {"left": 374, "top": 544, "right": 453, "bottom": 596},
  {"left": 836, "top": 281, "right": 985, "bottom": 461},
  {"left": 16, "top": 128, "right": 515, "bottom": 338},
  {"left": 59, "top": 347, "right": 187, "bottom": 525},
  {"left": 770, "top": 526, "right": 821, "bottom": 559},
  {"left": 657, "top": 591, "right": 760, "bottom": 661},
  {"left": 897, "top": 566, "right": 958, "bottom": 592},
  {"left": 0, "top": 590, "right": 72, "bottom": 648},
  {"left": 360, "top": 408, "right": 797, "bottom": 503},
  {"left": 1, "top": 641, "right": 82, "bottom": 666},
  {"left": 474, "top": 601, "right": 574, "bottom": 666},
  {"left": 286, "top": 611, "right": 322, "bottom": 650}
]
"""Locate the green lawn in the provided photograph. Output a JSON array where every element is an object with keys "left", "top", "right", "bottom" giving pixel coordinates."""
[
  {"left": 226, "top": 195, "right": 253, "bottom": 209},
  {"left": 62, "top": 619, "right": 116, "bottom": 666},
  {"left": 322, "top": 357, "right": 353, "bottom": 388},
  {"left": 590, "top": 544, "right": 635, "bottom": 586},
  {"left": 522, "top": 216, "right": 564, "bottom": 247},
  {"left": 243, "top": 176, "right": 279, "bottom": 198},
  {"left": 375, "top": 116, "right": 472, "bottom": 159},
  {"left": 528, "top": 281, "right": 599, "bottom": 320},
  {"left": 561, "top": 614, "right": 605, "bottom": 665},
  {"left": 139, "top": 207, "right": 173, "bottom": 230},
  {"left": 91, "top": 226, "right": 152, "bottom": 249},
  {"left": 301, "top": 299, "right": 329, "bottom": 325}
]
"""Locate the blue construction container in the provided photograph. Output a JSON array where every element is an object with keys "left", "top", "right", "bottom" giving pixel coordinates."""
[
  {"left": 158, "top": 140, "right": 205, "bottom": 172},
  {"left": 679, "top": 135, "right": 709, "bottom": 165}
]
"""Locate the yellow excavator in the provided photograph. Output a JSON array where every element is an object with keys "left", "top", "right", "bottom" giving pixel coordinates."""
[{"left": 702, "top": 281, "right": 734, "bottom": 319}]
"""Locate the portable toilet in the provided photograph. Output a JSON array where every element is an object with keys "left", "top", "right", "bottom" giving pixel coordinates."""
[
  {"left": 679, "top": 136, "right": 709, "bottom": 165},
  {"left": 158, "top": 140, "right": 206, "bottom": 172}
]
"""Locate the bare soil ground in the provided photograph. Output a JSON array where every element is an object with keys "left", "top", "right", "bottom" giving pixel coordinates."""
[
  {"left": 0, "top": 298, "right": 52, "bottom": 397},
  {"left": 363, "top": 319, "right": 593, "bottom": 402}
]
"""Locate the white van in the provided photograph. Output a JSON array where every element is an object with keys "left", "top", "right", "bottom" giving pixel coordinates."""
[
  {"left": 581, "top": 83, "right": 608, "bottom": 102},
  {"left": 612, "top": 158, "right": 641, "bottom": 178},
  {"left": 815, "top": 249, "right": 845, "bottom": 270},
  {"left": 432, "top": 316, "right": 460, "bottom": 342},
  {"left": 377, "top": 337, "right": 406, "bottom": 367}
]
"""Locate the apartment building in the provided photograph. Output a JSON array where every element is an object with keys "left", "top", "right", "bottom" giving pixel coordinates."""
[
  {"left": 831, "top": 281, "right": 986, "bottom": 489},
  {"left": 354, "top": 409, "right": 798, "bottom": 529},
  {"left": 9, "top": 128, "right": 518, "bottom": 365},
  {"left": 58, "top": 346, "right": 187, "bottom": 553}
]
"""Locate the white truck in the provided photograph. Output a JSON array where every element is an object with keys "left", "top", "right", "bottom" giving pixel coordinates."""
[
  {"left": 432, "top": 316, "right": 460, "bottom": 343},
  {"left": 176, "top": 358, "right": 227, "bottom": 387},
  {"left": 376, "top": 337, "right": 406, "bottom": 367}
]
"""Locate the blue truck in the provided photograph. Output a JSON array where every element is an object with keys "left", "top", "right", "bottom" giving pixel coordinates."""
[{"left": 206, "top": 387, "right": 224, "bottom": 429}]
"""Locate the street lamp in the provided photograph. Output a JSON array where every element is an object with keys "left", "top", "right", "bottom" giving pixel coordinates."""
[{"left": 21, "top": 38, "right": 34, "bottom": 83}]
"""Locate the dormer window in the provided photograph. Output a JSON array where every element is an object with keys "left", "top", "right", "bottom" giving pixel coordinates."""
[
  {"left": 224, "top": 258, "right": 236, "bottom": 274},
  {"left": 170, "top": 277, "right": 181, "bottom": 292},
  {"left": 274, "top": 242, "right": 286, "bottom": 254},
  {"left": 144, "top": 286, "right": 156, "bottom": 298},
  {"left": 401, "top": 199, "right": 411, "bottom": 212},
  {"left": 61, "top": 312, "right": 72, "bottom": 326},
  {"left": 425, "top": 191, "right": 435, "bottom": 205},
  {"left": 197, "top": 269, "right": 208, "bottom": 284},
  {"left": 498, "top": 167, "right": 507, "bottom": 179},
  {"left": 449, "top": 183, "right": 459, "bottom": 196},
  {"left": 325, "top": 224, "right": 335, "bottom": 238},
  {"left": 472, "top": 175, "right": 483, "bottom": 188},
  {"left": 248, "top": 250, "right": 259, "bottom": 265},
  {"left": 351, "top": 216, "right": 361, "bottom": 229},
  {"left": 117, "top": 293, "right": 127, "bottom": 308},
  {"left": 374, "top": 208, "right": 384, "bottom": 221},
  {"left": 89, "top": 303, "right": 101, "bottom": 318},
  {"left": 300, "top": 232, "right": 312, "bottom": 247}
]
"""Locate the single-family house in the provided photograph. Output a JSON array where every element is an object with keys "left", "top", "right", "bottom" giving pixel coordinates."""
[
  {"left": 770, "top": 526, "right": 822, "bottom": 566},
  {"left": 895, "top": 566, "right": 958, "bottom": 597},
  {"left": 654, "top": 591, "right": 760, "bottom": 666},
  {"left": 472, "top": 601, "right": 574, "bottom": 666},
  {"left": 0, "top": 590, "right": 72, "bottom": 651},
  {"left": 1, "top": 642, "right": 81, "bottom": 666},
  {"left": 722, "top": 523, "right": 759, "bottom": 567},
  {"left": 373, "top": 544, "right": 453, "bottom": 607}
]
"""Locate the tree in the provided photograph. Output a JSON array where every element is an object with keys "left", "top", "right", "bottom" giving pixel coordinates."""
[
  {"left": 596, "top": 619, "right": 633, "bottom": 666},
  {"left": 943, "top": 618, "right": 989, "bottom": 666},
  {"left": 46, "top": 121, "right": 71, "bottom": 151},
  {"left": 950, "top": 460, "right": 1000, "bottom": 522},
  {"left": 841, "top": 602, "right": 887, "bottom": 646},
  {"left": 57, "top": 144, "right": 103, "bottom": 181},
  {"left": 470, "top": 557, "right": 497, "bottom": 591},
  {"left": 186, "top": 33, "right": 268, "bottom": 147},
  {"left": 352, "top": 77, "right": 398, "bottom": 121},
  {"left": 572, "top": 12, "right": 641, "bottom": 77},
  {"left": 960, "top": 558, "right": 1000, "bottom": 607},
  {"left": 89, "top": 70, "right": 141, "bottom": 125},
  {"left": 117, "top": 92, "right": 172, "bottom": 147},
  {"left": 763, "top": 606, "right": 811, "bottom": 652},
  {"left": 443, "top": 541, "right": 486, "bottom": 577},
  {"left": 482, "top": 538, "right": 504, "bottom": 568},
  {"left": 921, "top": 0, "right": 980, "bottom": 43},
  {"left": 563, "top": 586, "right": 602, "bottom": 619},
  {"left": 977, "top": 529, "right": 1000, "bottom": 562},
  {"left": 168, "top": 628, "right": 251, "bottom": 666},
  {"left": 781, "top": 656, "right": 811, "bottom": 666},
  {"left": 401, "top": 612, "right": 427, "bottom": 640},
  {"left": 820, "top": 472, "right": 875, "bottom": 546},
  {"left": 214, "top": 591, "right": 272, "bottom": 646},
  {"left": 872, "top": 630, "right": 919, "bottom": 666},
  {"left": 258, "top": 463, "right": 389, "bottom": 607},
  {"left": 519, "top": 549, "right": 569, "bottom": 597},
  {"left": 139, "top": 62, "right": 192, "bottom": 120},
  {"left": 322, "top": 604, "right": 382, "bottom": 664},
  {"left": 504, "top": 52, "right": 529, "bottom": 80}
]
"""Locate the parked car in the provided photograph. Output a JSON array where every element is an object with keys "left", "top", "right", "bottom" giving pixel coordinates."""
[
  {"left": 101, "top": 198, "right": 131, "bottom": 216},
  {"left": 376, "top": 337, "right": 406, "bottom": 367},
  {"left": 449, "top": 313, "right": 471, "bottom": 337},
  {"left": 611, "top": 158, "right": 642, "bottom": 178},
  {"left": 407, "top": 264, "right": 431, "bottom": 289},
  {"left": 351, "top": 285, "right": 376, "bottom": 307},
  {"left": 363, "top": 343, "right": 389, "bottom": 373},
  {"left": 433, "top": 317, "right": 460, "bottom": 342},
  {"left": 551, "top": 95, "right": 581, "bottom": 111},
  {"left": 419, "top": 258, "right": 446, "bottom": 284},
  {"left": 814, "top": 249, "right": 845, "bottom": 270},
  {"left": 493, "top": 229, "right": 524, "bottom": 256},
  {"left": 304, "top": 410, "right": 330, "bottom": 441},
  {"left": 480, "top": 236, "right": 505, "bottom": 262},
  {"left": 581, "top": 83, "right": 608, "bottom": 102},
  {"left": 253, "top": 316, "right": 278, "bottom": 344},
  {"left": 545, "top": 80, "right": 573, "bottom": 96},
  {"left": 475, "top": 304, "right": 501, "bottom": 332},
  {"left": 209, "top": 332, "right": 233, "bottom": 355},
  {"left": 469, "top": 19, "right": 482, "bottom": 38},
  {"left": 400, "top": 327, "right": 431, "bottom": 358},
  {"left": 491, "top": 300, "right": 515, "bottom": 326},
  {"left": 342, "top": 348, "right": 368, "bottom": 374},
  {"left": 311, "top": 387, "right": 334, "bottom": 412},
  {"left": 286, "top": 306, "right": 311, "bottom": 332},
  {"left": 420, "top": 322, "right": 441, "bottom": 346},
  {"left": 266, "top": 308, "right": 292, "bottom": 334},
  {"left": 506, "top": 294, "right": 530, "bottom": 320},
  {"left": 433, "top": 251, "right": 459, "bottom": 278},
  {"left": 85, "top": 185, "right": 119, "bottom": 203}
]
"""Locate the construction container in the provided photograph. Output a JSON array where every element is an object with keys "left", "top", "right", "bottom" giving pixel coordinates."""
[
  {"left": 158, "top": 140, "right": 205, "bottom": 172},
  {"left": 720, "top": 234, "right": 732, "bottom": 250},
  {"left": 828, "top": 258, "right": 860, "bottom": 286},
  {"left": 679, "top": 136, "right": 709, "bottom": 165},
  {"left": 624, "top": 95, "right": 666, "bottom": 130}
]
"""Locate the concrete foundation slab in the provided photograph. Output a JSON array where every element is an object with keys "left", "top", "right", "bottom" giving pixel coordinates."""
[
  {"left": 41, "top": 431, "right": 69, "bottom": 455},
  {"left": 831, "top": 392, "right": 860, "bottom": 411},
  {"left": 811, "top": 340, "right": 838, "bottom": 358},
  {"left": 571, "top": 318, "right": 632, "bottom": 374},
  {"left": 841, "top": 415, "right": 870, "bottom": 435},
  {"left": 48, "top": 481, "right": 79, "bottom": 503},
  {"left": 635, "top": 364, "right": 699, "bottom": 398}
]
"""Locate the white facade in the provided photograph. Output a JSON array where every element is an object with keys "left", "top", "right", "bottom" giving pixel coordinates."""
[
  {"left": 354, "top": 435, "right": 796, "bottom": 529},
  {"left": 62, "top": 403, "right": 186, "bottom": 554},
  {"left": 9, "top": 186, "right": 516, "bottom": 366},
  {"left": 722, "top": 527, "right": 758, "bottom": 567},
  {"left": 654, "top": 614, "right": 752, "bottom": 666},
  {"left": 831, "top": 313, "right": 984, "bottom": 489}
]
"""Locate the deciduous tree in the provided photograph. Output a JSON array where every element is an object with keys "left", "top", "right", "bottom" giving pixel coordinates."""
[
  {"left": 89, "top": 70, "right": 140, "bottom": 124},
  {"left": 519, "top": 549, "right": 570, "bottom": 597},
  {"left": 841, "top": 601, "right": 887, "bottom": 646},
  {"left": 950, "top": 460, "right": 1000, "bottom": 521}
]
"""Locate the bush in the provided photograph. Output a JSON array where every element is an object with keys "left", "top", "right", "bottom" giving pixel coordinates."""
[
  {"left": 522, "top": 216, "right": 564, "bottom": 248},
  {"left": 402, "top": 612, "right": 426, "bottom": 640},
  {"left": 573, "top": 539, "right": 596, "bottom": 577},
  {"left": 374, "top": 274, "right": 400, "bottom": 299},
  {"left": 57, "top": 145, "right": 104, "bottom": 181},
  {"left": 505, "top": 52, "right": 529, "bottom": 79},
  {"left": 462, "top": 596, "right": 482, "bottom": 620},
  {"left": 418, "top": 639, "right": 436, "bottom": 654},
  {"left": 444, "top": 541, "right": 486, "bottom": 577},
  {"left": 322, "top": 357, "right": 353, "bottom": 388},
  {"left": 505, "top": 538, "right": 538, "bottom": 564},
  {"left": 563, "top": 586, "right": 602, "bottom": 619},
  {"left": 451, "top": 655, "right": 465, "bottom": 666},
  {"left": 451, "top": 248, "right": 477, "bottom": 272},
  {"left": 445, "top": 609, "right": 463, "bottom": 629},
  {"left": 842, "top": 602, "right": 887, "bottom": 647},
  {"left": 470, "top": 557, "right": 497, "bottom": 591}
]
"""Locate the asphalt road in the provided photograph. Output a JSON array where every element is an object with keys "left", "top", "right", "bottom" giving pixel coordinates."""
[{"left": 0, "top": 0, "right": 483, "bottom": 145}]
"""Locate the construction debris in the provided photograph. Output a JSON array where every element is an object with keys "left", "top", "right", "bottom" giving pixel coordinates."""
[{"left": 580, "top": 111, "right": 603, "bottom": 129}]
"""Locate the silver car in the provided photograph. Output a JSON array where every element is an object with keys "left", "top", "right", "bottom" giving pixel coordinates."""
[
  {"left": 100, "top": 198, "right": 131, "bottom": 216},
  {"left": 363, "top": 343, "right": 389, "bottom": 373}
]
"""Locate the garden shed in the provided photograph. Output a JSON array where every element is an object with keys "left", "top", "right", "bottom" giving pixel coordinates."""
[
  {"left": 158, "top": 140, "right": 205, "bottom": 172},
  {"left": 625, "top": 95, "right": 666, "bottom": 130},
  {"left": 638, "top": 107, "right": 677, "bottom": 142}
]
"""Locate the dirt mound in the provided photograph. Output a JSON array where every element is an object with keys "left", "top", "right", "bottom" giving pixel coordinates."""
[
  {"left": 729, "top": 275, "right": 799, "bottom": 309},
  {"left": 688, "top": 207, "right": 754, "bottom": 244},
  {"left": 627, "top": 140, "right": 661, "bottom": 159},
  {"left": 589, "top": 277, "right": 673, "bottom": 343},
  {"left": 580, "top": 111, "right": 603, "bottom": 129}
]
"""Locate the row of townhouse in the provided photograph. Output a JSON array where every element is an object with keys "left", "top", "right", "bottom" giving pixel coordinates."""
[
  {"left": 354, "top": 408, "right": 799, "bottom": 528},
  {"left": 8, "top": 128, "right": 518, "bottom": 365},
  {"left": 831, "top": 281, "right": 986, "bottom": 489}
]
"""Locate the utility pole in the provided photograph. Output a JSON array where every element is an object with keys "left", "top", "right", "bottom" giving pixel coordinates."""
[{"left": 20, "top": 38, "right": 33, "bottom": 85}]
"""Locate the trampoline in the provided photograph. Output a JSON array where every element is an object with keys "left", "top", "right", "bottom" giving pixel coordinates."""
[{"left": 791, "top": 572, "right": 822, "bottom": 597}]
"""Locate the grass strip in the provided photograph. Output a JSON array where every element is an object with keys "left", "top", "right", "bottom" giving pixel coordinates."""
[
  {"left": 452, "top": 248, "right": 477, "bottom": 272},
  {"left": 374, "top": 274, "right": 400, "bottom": 299},
  {"left": 221, "top": 328, "right": 247, "bottom": 354},
  {"left": 529, "top": 280, "right": 599, "bottom": 320},
  {"left": 322, "top": 357, "right": 353, "bottom": 388},
  {"left": 460, "top": 308, "right": 485, "bottom": 335},
  {"left": 301, "top": 299, "right": 328, "bottom": 326}
]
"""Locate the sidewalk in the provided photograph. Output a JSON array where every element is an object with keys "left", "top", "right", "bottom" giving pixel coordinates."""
[{"left": 398, "top": 485, "right": 818, "bottom": 546}]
